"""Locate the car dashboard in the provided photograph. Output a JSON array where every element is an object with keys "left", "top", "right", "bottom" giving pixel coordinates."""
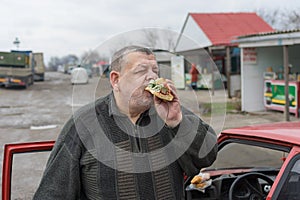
[{"left": 185, "top": 170, "right": 278, "bottom": 200}]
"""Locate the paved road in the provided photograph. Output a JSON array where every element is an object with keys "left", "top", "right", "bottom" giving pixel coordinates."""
[
  {"left": 0, "top": 71, "right": 298, "bottom": 199},
  {"left": 0, "top": 72, "right": 112, "bottom": 199}
]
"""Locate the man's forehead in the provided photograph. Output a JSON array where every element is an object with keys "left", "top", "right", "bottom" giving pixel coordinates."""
[
  {"left": 126, "top": 51, "right": 156, "bottom": 60},
  {"left": 125, "top": 52, "right": 157, "bottom": 66}
]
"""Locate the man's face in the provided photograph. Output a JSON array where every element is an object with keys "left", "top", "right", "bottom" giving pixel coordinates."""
[{"left": 117, "top": 52, "right": 159, "bottom": 111}]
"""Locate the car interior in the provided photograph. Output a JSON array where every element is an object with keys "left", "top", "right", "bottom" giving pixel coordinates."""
[{"left": 185, "top": 139, "right": 290, "bottom": 200}]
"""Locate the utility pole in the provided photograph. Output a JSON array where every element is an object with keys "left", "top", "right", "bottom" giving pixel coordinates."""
[
  {"left": 283, "top": 45, "right": 290, "bottom": 121},
  {"left": 226, "top": 46, "right": 231, "bottom": 98},
  {"left": 208, "top": 47, "right": 214, "bottom": 96}
]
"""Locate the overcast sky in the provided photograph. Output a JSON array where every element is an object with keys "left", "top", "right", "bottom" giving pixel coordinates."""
[{"left": 1, "top": 0, "right": 299, "bottom": 63}]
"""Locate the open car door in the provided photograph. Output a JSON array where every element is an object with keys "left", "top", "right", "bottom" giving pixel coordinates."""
[{"left": 2, "top": 141, "right": 55, "bottom": 200}]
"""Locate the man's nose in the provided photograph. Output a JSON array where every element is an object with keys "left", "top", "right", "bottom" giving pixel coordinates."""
[{"left": 146, "top": 70, "right": 158, "bottom": 81}]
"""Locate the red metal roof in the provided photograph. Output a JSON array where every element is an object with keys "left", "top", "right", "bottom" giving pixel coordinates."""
[
  {"left": 221, "top": 121, "right": 300, "bottom": 145},
  {"left": 190, "top": 12, "right": 274, "bottom": 46}
]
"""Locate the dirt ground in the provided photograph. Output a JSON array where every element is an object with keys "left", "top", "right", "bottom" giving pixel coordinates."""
[{"left": 0, "top": 71, "right": 298, "bottom": 199}]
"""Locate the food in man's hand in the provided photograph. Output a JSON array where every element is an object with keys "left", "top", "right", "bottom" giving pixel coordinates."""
[
  {"left": 191, "top": 175, "right": 203, "bottom": 184},
  {"left": 145, "top": 78, "right": 174, "bottom": 101},
  {"left": 195, "top": 182, "right": 207, "bottom": 188},
  {"left": 190, "top": 173, "right": 211, "bottom": 189},
  {"left": 186, "top": 172, "right": 212, "bottom": 192}
]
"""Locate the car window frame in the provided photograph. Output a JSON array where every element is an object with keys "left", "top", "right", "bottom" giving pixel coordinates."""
[
  {"left": 271, "top": 148, "right": 300, "bottom": 200},
  {"left": 218, "top": 138, "right": 291, "bottom": 153},
  {"left": 2, "top": 141, "right": 55, "bottom": 200}
]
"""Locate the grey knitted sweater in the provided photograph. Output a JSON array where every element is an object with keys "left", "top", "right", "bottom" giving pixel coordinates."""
[{"left": 33, "top": 93, "right": 217, "bottom": 200}]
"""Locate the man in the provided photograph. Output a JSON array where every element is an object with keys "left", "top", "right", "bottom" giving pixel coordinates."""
[{"left": 33, "top": 46, "right": 217, "bottom": 200}]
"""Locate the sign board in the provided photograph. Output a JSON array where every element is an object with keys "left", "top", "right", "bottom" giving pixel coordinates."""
[
  {"left": 171, "top": 55, "right": 185, "bottom": 89},
  {"left": 243, "top": 48, "right": 257, "bottom": 64}
]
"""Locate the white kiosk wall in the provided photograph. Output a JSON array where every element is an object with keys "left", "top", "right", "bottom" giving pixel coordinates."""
[{"left": 241, "top": 46, "right": 283, "bottom": 112}]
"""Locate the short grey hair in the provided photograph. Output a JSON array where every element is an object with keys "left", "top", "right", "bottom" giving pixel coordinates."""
[{"left": 110, "top": 45, "right": 154, "bottom": 72}]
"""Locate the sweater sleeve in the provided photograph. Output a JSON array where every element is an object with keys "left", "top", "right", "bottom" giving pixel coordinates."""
[
  {"left": 33, "top": 122, "right": 82, "bottom": 200},
  {"left": 167, "top": 108, "right": 218, "bottom": 176}
]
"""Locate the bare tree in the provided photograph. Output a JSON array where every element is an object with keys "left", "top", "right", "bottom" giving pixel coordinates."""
[
  {"left": 257, "top": 8, "right": 300, "bottom": 30},
  {"left": 80, "top": 50, "right": 101, "bottom": 65},
  {"left": 47, "top": 54, "right": 79, "bottom": 71},
  {"left": 47, "top": 56, "right": 61, "bottom": 71},
  {"left": 283, "top": 10, "right": 300, "bottom": 29},
  {"left": 143, "top": 29, "right": 158, "bottom": 48},
  {"left": 142, "top": 29, "right": 177, "bottom": 51},
  {"left": 163, "top": 29, "right": 177, "bottom": 52},
  {"left": 257, "top": 8, "right": 283, "bottom": 30},
  {"left": 61, "top": 54, "right": 79, "bottom": 65}
]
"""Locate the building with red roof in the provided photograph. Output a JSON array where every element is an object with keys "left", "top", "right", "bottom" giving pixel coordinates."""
[
  {"left": 176, "top": 12, "right": 273, "bottom": 51},
  {"left": 175, "top": 12, "right": 274, "bottom": 97},
  {"left": 190, "top": 12, "right": 273, "bottom": 46}
]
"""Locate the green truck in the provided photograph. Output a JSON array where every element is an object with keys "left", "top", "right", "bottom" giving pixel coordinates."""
[
  {"left": 33, "top": 52, "right": 45, "bottom": 81},
  {"left": 0, "top": 51, "right": 34, "bottom": 88}
]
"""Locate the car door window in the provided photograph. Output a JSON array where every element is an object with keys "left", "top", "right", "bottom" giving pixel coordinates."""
[
  {"left": 209, "top": 142, "right": 286, "bottom": 169},
  {"left": 11, "top": 152, "right": 50, "bottom": 200},
  {"left": 277, "top": 158, "right": 300, "bottom": 200}
]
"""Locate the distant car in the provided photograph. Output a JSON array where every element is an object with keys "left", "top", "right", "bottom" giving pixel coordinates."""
[
  {"left": 70, "top": 68, "right": 89, "bottom": 84},
  {"left": 67, "top": 66, "right": 75, "bottom": 74},
  {"left": 2, "top": 121, "right": 300, "bottom": 199}
]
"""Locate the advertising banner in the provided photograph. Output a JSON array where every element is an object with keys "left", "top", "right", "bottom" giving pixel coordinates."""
[{"left": 243, "top": 48, "right": 257, "bottom": 64}]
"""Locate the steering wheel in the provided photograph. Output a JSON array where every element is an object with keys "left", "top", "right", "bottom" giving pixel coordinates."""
[{"left": 228, "top": 172, "right": 274, "bottom": 200}]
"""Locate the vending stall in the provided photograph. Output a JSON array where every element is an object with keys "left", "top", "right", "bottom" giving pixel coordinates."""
[
  {"left": 235, "top": 30, "right": 300, "bottom": 118},
  {"left": 264, "top": 79, "right": 300, "bottom": 117}
]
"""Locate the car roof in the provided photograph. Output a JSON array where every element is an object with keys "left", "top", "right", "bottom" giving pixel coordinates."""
[{"left": 221, "top": 121, "right": 300, "bottom": 145}]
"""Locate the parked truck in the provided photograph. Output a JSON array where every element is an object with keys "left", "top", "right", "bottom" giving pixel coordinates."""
[
  {"left": 0, "top": 51, "right": 34, "bottom": 88},
  {"left": 33, "top": 52, "right": 45, "bottom": 81}
]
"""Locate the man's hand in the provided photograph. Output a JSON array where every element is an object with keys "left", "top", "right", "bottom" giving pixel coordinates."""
[{"left": 154, "top": 79, "right": 182, "bottom": 128}]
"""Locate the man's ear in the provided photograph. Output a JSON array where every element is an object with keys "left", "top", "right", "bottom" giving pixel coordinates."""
[{"left": 110, "top": 71, "right": 120, "bottom": 91}]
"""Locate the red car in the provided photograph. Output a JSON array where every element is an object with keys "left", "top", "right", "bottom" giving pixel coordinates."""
[{"left": 2, "top": 121, "right": 300, "bottom": 200}]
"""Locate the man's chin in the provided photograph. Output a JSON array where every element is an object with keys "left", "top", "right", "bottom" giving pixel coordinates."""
[
  {"left": 129, "top": 91, "right": 154, "bottom": 107},
  {"left": 129, "top": 99, "right": 152, "bottom": 114},
  {"left": 139, "top": 95, "right": 153, "bottom": 107}
]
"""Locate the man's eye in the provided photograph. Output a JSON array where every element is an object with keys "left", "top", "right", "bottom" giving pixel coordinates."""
[{"left": 135, "top": 69, "right": 147, "bottom": 74}]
